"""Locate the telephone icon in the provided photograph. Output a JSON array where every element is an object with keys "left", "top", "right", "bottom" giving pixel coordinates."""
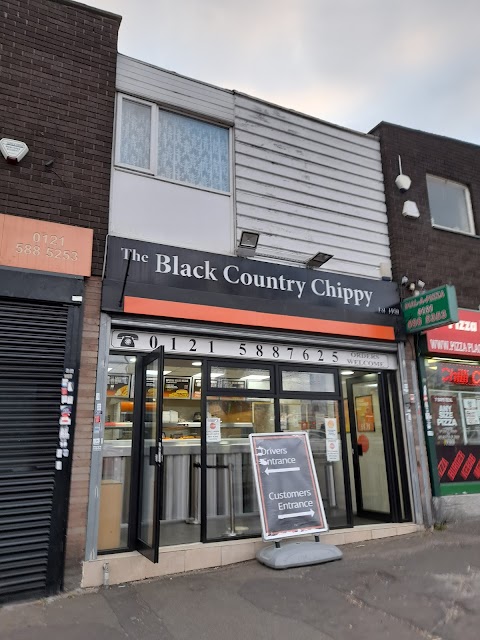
[{"left": 117, "top": 332, "right": 139, "bottom": 348}]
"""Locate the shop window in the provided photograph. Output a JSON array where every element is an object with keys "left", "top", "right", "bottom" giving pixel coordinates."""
[
  {"left": 209, "top": 365, "right": 272, "bottom": 391},
  {"left": 117, "top": 95, "right": 230, "bottom": 193},
  {"left": 281, "top": 369, "right": 335, "bottom": 393},
  {"left": 119, "top": 99, "right": 153, "bottom": 170},
  {"left": 426, "top": 358, "right": 480, "bottom": 446},
  {"left": 157, "top": 110, "right": 229, "bottom": 191},
  {"left": 205, "top": 396, "right": 275, "bottom": 540},
  {"left": 279, "top": 398, "right": 348, "bottom": 528},
  {"left": 98, "top": 354, "right": 136, "bottom": 552},
  {"left": 426, "top": 175, "right": 475, "bottom": 235}
]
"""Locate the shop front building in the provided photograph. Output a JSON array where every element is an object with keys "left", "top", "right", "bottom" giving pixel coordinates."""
[
  {"left": 0, "top": 0, "right": 120, "bottom": 601},
  {"left": 419, "top": 310, "right": 480, "bottom": 516},
  {"left": 82, "top": 58, "right": 422, "bottom": 585},
  {"left": 81, "top": 238, "right": 418, "bottom": 585},
  {"left": 371, "top": 122, "right": 480, "bottom": 522}
]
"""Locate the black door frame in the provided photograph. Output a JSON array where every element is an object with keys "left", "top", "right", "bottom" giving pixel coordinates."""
[
  {"left": 201, "top": 358, "right": 354, "bottom": 541},
  {"left": 134, "top": 348, "right": 164, "bottom": 563},
  {"left": 346, "top": 371, "right": 405, "bottom": 523},
  {"left": 121, "top": 354, "right": 410, "bottom": 556}
]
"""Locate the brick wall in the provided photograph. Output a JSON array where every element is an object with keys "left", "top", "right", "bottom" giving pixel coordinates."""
[
  {"left": 371, "top": 122, "right": 480, "bottom": 523},
  {"left": 370, "top": 123, "right": 480, "bottom": 309},
  {"left": 0, "top": 0, "right": 121, "bottom": 583},
  {"left": 0, "top": 0, "right": 121, "bottom": 276},
  {"left": 65, "top": 276, "right": 102, "bottom": 570}
]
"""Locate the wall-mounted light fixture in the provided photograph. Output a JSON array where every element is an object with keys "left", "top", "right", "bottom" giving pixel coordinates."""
[
  {"left": 236, "top": 230, "right": 260, "bottom": 258},
  {"left": 0, "top": 138, "right": 29, "bottom": 164},
  {"left": 306, "top": 251, "right": 333, "bottom": 269},
  {"left": 401, "top": 276, "right": 426, "bottom": 297},
  {"left": 402, "top": 200, "right": 420, "bottom": 218}
]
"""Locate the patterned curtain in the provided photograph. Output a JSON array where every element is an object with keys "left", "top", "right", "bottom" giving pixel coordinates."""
[
  {"left": 120, "top": 100, "right": 151, "bottom": 169},
  {"left": 158, "top": 110, "right": 229, "bottom": 192}
]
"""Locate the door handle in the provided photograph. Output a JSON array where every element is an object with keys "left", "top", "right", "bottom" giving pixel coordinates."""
[
  {"left": 149, "top": 446, "right": 156, "bottom": 465},
  {"left": 352, "top": 444, "right": 364, "bottom": 457}
]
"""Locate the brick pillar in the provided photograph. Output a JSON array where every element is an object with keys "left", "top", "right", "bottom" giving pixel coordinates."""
[{"left": 65, "top": 276, "right": 102, "bottom": 575}]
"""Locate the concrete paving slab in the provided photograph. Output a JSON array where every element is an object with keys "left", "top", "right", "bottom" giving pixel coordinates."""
[{"left": 1, "top": 523, "right": 480, "bottom": 640}]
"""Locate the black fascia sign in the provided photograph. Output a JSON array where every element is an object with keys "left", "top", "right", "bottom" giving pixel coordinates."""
[
  {"left": 250, "top": 432, "right": 328, "bottom": 541},
  {"left": 102, "top": 236, "right": 403, "bottom": 334}
]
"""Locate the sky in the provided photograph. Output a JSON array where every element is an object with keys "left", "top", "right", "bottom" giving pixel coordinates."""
[{"left": 84, "top": 0, "right": 480, "bottom": 145}]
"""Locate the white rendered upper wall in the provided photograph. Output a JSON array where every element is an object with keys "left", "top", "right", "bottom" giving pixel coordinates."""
[{"left": 111, "top": 54, "right": 391, "bottom": 279}]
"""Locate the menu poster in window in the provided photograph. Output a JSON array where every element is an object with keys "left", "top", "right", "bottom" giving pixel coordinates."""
[
  {"left": 463, "top": 398, "right": 480, "bottom": 426},
  {"left": 206, "top": 418, "right": 221, "bottom": 443},
  {"left": 193, "top": 378, "right": 202, "bottom": 399},
  {"left": 107, "top": 374, "right": 131, "bottom": 398},
  {"left": 431, "top": 393, "right": 462, "bottom": 446},
  {"left": 163, "top": 377, "right": 191, "bottom": 399},
  {"left": 210, "top": 378, "right": 246, "bottom": 390},
  {"left": 355, "top": 395, "right": 375, "bottom": 432}
]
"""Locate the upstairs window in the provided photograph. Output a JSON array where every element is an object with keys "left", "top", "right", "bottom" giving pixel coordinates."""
[
  {"left": 426, "top": 175, "right": 475, "bottom": 235},
  {"left": 117, "top": 95, "right": 230, "bottom": 193}
]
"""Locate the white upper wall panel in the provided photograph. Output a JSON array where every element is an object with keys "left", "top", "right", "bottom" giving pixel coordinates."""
[
  {"left": 110, "top": 170, "right": 233, "bottom": 255},
  {"left": 234, "top": 94, "right": 390, "bottom": 279},
  {"left": 116, "top": 54, "right": 234, "bottom": 123}
]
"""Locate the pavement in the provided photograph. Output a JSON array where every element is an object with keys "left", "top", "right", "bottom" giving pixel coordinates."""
[{"left": 1, "top": 522, "right": 480, "bottom": 640}]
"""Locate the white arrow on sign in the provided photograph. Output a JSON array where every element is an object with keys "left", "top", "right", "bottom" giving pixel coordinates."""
[
  {"left": 278, "top": 509, "right": 315, "bottom": 519},
  {"left": 265, "top": 466, "right": 300, "bottom": 475}
]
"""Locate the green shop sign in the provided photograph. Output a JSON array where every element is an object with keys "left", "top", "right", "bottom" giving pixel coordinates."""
[{"left": 402, "top": 285, "right": 458, "bottom": 334}]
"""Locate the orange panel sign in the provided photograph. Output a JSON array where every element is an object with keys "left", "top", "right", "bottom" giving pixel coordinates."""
[{"left": 0, "top": 214, "right": 93, "bottom": 277}]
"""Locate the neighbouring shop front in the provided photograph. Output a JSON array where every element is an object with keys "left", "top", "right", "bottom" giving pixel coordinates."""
[
  {"left": 419, "top": 309, "right": 480, "bottom": 498},
  {"left": 86, "top": 236, "right": 412, "bottom": 564},
  {"left": 0, "top": 214, "right": 93, "bottom": 602}
]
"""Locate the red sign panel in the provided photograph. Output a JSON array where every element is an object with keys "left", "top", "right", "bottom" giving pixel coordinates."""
[
  {"left": 439, "top": 364, "right": 480, "bottom": 387},
  {"left": 436, "top": 445, "right": 480, "bottom": 483},
  {"left": 426, "top": 309, "right": 480, "bottom": 356}
]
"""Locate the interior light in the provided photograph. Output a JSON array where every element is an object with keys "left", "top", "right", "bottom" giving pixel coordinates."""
[
  {"left": 240, "top": 374, "right": 269, "bottom": 381},
  {"left": 211, "top": 373, "right": 223, "bottom": 378},
  {"left": 163, "top": 370, "right": 172, "bottom": 375},
  {"left": 128, "top": 357, "right": 136, "bottom": 363},
  {"left": 191, "top": 361, "right": 202, "bottom": 366},
  {"left": 108, "top": 367, "right": 113, "bottom": 372},
  {"left": 341, "top": 370, "right": 354, "bottom": 376}
]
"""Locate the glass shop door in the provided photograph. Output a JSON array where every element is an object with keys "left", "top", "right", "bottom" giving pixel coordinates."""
[
  {"left": 345, "top": 372, "right": 398, "bottom": 522},
  {"left": 135, "top": 347, "right": 164, "bottom": 563}
]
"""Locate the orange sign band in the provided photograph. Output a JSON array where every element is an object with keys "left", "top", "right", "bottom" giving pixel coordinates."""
[
  {"left": 124, "top": 296, "right": 396, "bottom": 340},
  {"left": 0, "top": 213, "right": 93, "bottom": 277}
]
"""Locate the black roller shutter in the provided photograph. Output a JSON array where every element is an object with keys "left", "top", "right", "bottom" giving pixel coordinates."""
[{"left": 0, "top": 299, "right": 71, "bottom": 602}]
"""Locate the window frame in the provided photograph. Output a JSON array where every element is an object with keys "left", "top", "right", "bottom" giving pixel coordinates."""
[
  {"left": 115, "top": 94, "right": 232, "bottom": 194},
  {"left": 427, "top": 174, "right": 476, "bottom": 236},
  {"left": 115, "top": 94, "right": 157, "bottom": 176}
]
